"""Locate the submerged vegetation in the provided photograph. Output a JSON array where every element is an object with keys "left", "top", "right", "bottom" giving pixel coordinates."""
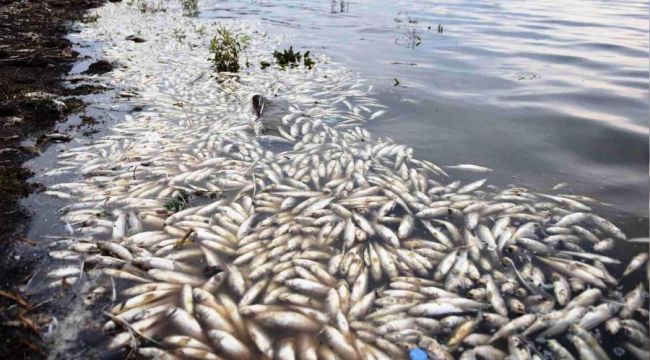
[{"left": 209, "top": 26, "right": 251, "bottom": 72}]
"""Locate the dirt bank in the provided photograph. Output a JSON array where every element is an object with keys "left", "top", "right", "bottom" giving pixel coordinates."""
[{"left": 0, "top": 0, "right": 105, "bottom": 357}]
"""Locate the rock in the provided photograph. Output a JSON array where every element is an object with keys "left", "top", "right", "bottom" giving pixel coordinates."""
[{"left": 83, "top": 59, "right": 113, "bottom": 75}]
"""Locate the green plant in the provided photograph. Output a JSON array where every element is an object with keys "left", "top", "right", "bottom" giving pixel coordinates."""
[
  {"left": 303, "top": 52, "right": 315, "bottom": 69},
  {"left": 130, "top": 0, "right": 167, "bottom": 13},
  {"left": 271, "top": 47, "right": 316, "bottom": 70},
  {"left": 164, "top": 189, "right": 190, "bottom": 213},
  {"left": 209, "top": 26, "right": 251, "bottom": 73}
]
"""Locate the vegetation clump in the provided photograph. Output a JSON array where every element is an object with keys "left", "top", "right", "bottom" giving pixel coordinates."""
[
  {"left": 270, "top": 47, "right": 315, "bottom": 70},
  {"left": 164, "top": 189, "right": 190, "bottom": 213},
  {"left": 209, "top": 26, "right": 250, "bottom": 73},
  {"left": 126, "top": 0, "right": 167, "bottom": 13}
]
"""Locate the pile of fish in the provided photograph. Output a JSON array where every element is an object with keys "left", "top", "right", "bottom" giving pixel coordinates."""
[{"left": 38, "top": 2, "right": 648, "bottom": 359}]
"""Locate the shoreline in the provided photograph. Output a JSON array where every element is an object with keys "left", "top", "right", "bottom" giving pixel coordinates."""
[
  {"left": 1, "top": 1, "right": 647, "bottom": 359},
  {"left": 0, "top": 0, "right": 104, "bottom": 357},
  {"left": 33, "top": 2, "right": 648, "bottom": 359}
]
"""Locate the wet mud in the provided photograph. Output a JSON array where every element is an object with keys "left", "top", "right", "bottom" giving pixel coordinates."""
[{"left": 0, "top": 0, "right": 104, "bottom": 357}]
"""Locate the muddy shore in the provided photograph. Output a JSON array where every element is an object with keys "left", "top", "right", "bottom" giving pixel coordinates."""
[{"left": 0, "top": 0, "right": 105, "bottom": 357}]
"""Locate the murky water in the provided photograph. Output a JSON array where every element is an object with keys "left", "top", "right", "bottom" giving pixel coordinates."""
[
  {"left": 200, "top": 0, "right": 649, "bottom": 219},
  {"left": 16, "top": 1, "right": 649, "bottom": 359}
]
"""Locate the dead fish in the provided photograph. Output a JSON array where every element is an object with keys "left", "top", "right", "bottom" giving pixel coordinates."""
[
  {"left": 445, "top": 164, "right": 493, "bottom": 173},
  {"left": 623, "top": 253, "right": 648, "bottom": 277}
]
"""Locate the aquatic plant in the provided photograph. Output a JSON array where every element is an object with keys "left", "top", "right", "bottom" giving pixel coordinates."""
[
  {"left": 126, "top": 0, "right": 167, "bottom": 13},
  {"left": 163, "top": 189, "right": 190, "bottom": 213},
  {"left": 209, "top": 26, "right": 251, "bottom": 72},
  {"left": 303, "top": 52, "right": 315, "bottom": 69},
  {"left": 271, "top": 46, "right": 315, "bottom": 69}
]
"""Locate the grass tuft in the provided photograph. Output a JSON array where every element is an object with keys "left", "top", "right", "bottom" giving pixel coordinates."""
[{"left": 209, "top": 26, "right": 250, "bottom": 73}]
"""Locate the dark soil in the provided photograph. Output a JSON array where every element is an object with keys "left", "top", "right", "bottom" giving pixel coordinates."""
[{"left": 0, "top": 0, "right": 105, "bottom": 357}]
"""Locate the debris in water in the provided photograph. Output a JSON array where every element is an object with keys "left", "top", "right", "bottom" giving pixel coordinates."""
[{"left": 125, "top": 34, "right": 146, "bottom": 43}]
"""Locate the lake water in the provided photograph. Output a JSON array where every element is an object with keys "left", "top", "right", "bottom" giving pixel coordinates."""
[{"left": 200, "top": 0, "right": 648, "bottom": 222}]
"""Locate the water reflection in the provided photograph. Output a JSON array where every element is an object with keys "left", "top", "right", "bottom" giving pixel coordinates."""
[
  {"left": 198, "top": 0, "right": 648, "bottom": 220},
  {"left": 330, "top": 0, "right": 349, "bottom": 14}
]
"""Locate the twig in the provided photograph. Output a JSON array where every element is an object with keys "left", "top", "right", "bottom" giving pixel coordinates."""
[
  {"left": 0, "top": 289, "right": 30, "bottom": 307},
  {"left": 175, "top": 228, "right": 194, "bottom": 249},
  {"left": 103, "top": 311, "right": 166, "bottom": 348}
]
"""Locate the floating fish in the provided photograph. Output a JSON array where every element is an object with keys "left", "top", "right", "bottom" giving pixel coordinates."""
[{"left": 35, "top": 4, "right": 650, "bottom": 360}]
